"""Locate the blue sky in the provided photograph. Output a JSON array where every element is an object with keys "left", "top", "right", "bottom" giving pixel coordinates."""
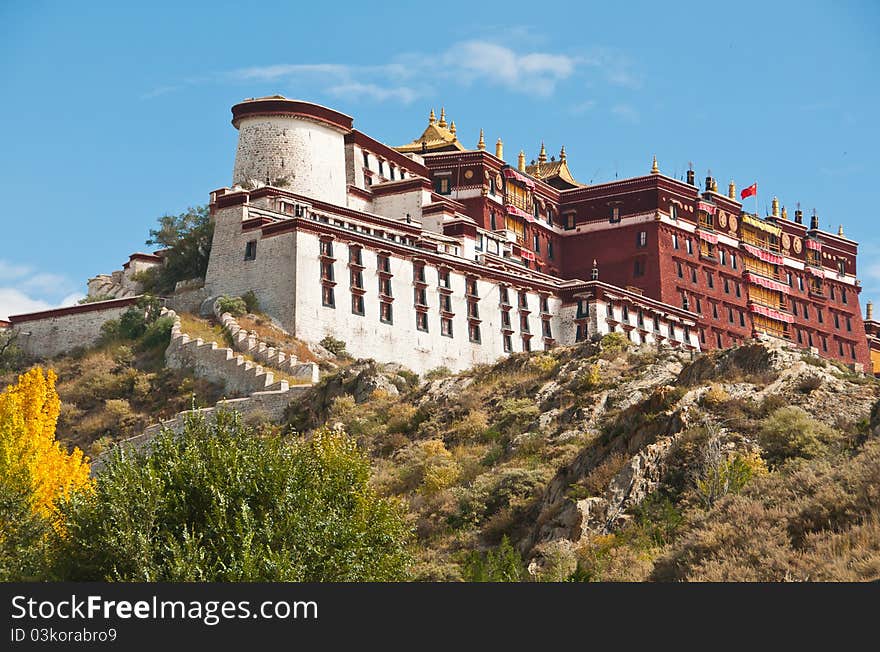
[{"left": 1, "top": 0, "right": 878, "bottom": 319}]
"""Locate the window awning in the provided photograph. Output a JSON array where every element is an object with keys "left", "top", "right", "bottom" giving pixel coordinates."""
[
  {"left": 741, "top": 242, "right": 784, "bottom": 265},
  {"left": 742, "top": 213, "right": 782, "bottom": 236},
  {"left": 505, "top": 204, "right": 533, "bottom": 220},
  {"left": 744, "top": 271, "right": 791, "bottom": 295},
  {"left": 749, "top": 302, "right": 795, "bottom": 323},
  {"left": 520, "top": 249, "right": 535, "bottom": 262},
  {"left": 697, "top": 201, "right": 717, "bottom": 215},
  {"left": 697, "top": 229, "right": 718, "bottom": 244},
  {"left": 503, "top": 167, "right": 535, "bottom": 188},
  {"left": 806, "top": 238, "right": 822, "bottom": 252},
  {"left": 808, "top": 266, "right": 825, "bottom": 279}
]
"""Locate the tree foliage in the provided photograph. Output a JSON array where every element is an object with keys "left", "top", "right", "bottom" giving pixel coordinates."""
[
  {"left": 51, "top": 413, "right": 412, "bottom": 581},
  {"left": 137, "top": 206, "right": 213, "bottom": 294}
]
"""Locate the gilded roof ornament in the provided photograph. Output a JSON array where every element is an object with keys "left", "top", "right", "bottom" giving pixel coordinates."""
[
  {"left": 495, "top": 138, "right": 503, "bottom": 159},
  {"left": 477, "top": 128, "right": 485, "bottom": 151},
  {"left": 538, "top": 142, "right": 547, "bottom": 164},
  {"left": 450, "top": 120, "right": 456, "bottom": 137},
  {"left": 438, "top": 107, "right": 447, "bottom": 128},
  {"left": 518, "top": 150, "right": 526, "bottom": 172},
  {"left": 651, "top": 155, "right": 659, "bottom": 174},
  {"left": 559, "top": 145, "right": 566, "bottom": 162},
  {"left": 429, "top": 108, "right": 436, "bottom": 125}
]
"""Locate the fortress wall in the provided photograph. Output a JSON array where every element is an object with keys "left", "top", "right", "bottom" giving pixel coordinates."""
[
  {"left": 233, "top": 116, "right": 347, "bottom": 206},
  {"left": 9, "top": 297, "right": 140, "bottom": 358},
  {"left": 203, "top": 203, "right": 298, "bottom": 326}
]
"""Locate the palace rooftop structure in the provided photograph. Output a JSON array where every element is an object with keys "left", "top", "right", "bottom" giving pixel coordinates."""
[{"left": 7, "top": 95, "right": 872, "bottom": 374}]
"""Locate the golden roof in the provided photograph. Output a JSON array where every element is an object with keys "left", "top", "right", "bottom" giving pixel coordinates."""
[
  {"left": 524, "top": 146, "right": 581, "bottom": 189},
  {"left": 396, "top": 107, "right": 467, "bottom": 154}
]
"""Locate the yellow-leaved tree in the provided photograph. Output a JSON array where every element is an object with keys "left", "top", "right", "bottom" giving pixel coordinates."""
[{"left": 0, "top": 367, "right": 92, "bottom": 525}]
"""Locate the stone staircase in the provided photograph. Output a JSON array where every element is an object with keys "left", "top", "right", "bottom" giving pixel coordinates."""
[
  {"left": 92, "top": 306, "right": 318, "bottom": 472},
  {"left": 213, "top": 303, "right": 320, "bottom": 384}
]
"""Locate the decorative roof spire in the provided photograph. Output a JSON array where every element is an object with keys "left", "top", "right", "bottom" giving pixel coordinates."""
[
  {"left": 559, "top": 145, "right": 566, "bottom": 162},
  {"left": 650, "top": 155, "right": 659, "bottom": 174},
  {"left": 772, "top": 196, "right": 779, "bottom": 217},
  {"left": 477, "top": 128, "right": 485, "bottom": 151},
  {"left": 781, "top": 206, "right": 788, "bottom": 220},
  {"left": 838, "top": 224, "right": 845, "bottom": 237},
  {"left": 518, "top": 150, "right": 525, "bottom": 172},
  {"left": 868, "top": 300, "right": 874, "bottom": 321},
  {"left": 450, "top": 120, "right": 456, "bottom": 137},
  {"left": 428, "top": 108, "right": 436, "bottom": 125},
  {"left": 538, "top": 142, "right": 547, "bottom": 164},
  {"left": 495, "top": 137, "right": 503, "bottom": 160},
  {"left": 438, "top": 107, "right": 447, "bottom": 128},
  {"left": 728, "top": 180, "right": 736, "bottom": 199}
]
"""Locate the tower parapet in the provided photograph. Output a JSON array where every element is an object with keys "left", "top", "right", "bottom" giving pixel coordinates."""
[{"left": 230, "top": 96, "right": 352, "bottom": 206}]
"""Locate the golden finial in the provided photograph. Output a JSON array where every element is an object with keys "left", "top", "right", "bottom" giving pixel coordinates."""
[
  {"left": 450, "top": 120, "right": 456, "bottom": 137},
  {"left": 438, "top": 107, "right": 447, "bottom": 128},
  {"left": 495, "top": 138, "right": 503, "bottom": 160},
  {"left": 559, "top": 145, "right": 566, "bottom": 162},
  {"left": 538, "top": 142, "right": 547, "bottom": 164},
  {"left": 518, "top": 150, "right": 526, "bottom": 172},
  {"left": 710, "top": 178, "right": 718, "bottom": 192},
  {"left": 781, "top": 206, "right": 788, "bottom": 220},
  {"left": 771, "top": 197, "right": 779, "bottom": 217},
  {"left": 838, "top": 224, "right": 844, "bottom": 237},
  {"left": 429, "top": 108, "right": 436, "bottom": 125},
  {"left": 728, "top": 180, "right": 736, "bottom": 199},
  {"left": 651, "top": 155, "right": 659, "bottom": 174},
  {"left": 868, "top": 300, "right": 874, "bottom": 321},
  {"left": 477, "top": 128, "right": 485, "bottom": 151}
]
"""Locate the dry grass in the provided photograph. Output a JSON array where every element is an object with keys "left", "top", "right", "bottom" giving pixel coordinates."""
[
  {"left": 236, "top": 314, "right": 320, "bottom": 364},
  {"left": 177, "top": 313, "right": 230, "bottom": 347}
]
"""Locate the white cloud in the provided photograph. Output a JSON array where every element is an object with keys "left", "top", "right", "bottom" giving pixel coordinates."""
[
  {"left": 611, "top": 104, "right": 640, "bottom": 124},
  {"left": 0, "top": 259, "right": 83, "bottom": 319},
  {"left": 0, "top": 288, "right": 51, "bottom": 321},
  {"left": 218, "top": 38, "right": 629, "bottom": 104}
]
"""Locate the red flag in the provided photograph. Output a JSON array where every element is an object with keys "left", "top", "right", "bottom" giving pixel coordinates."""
[{"left": 741, "top": 183, "right": 757, "bottom": 199}]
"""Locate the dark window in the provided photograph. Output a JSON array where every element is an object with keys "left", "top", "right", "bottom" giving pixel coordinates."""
[
  {"left": 542, "top": 320, "right": 552, "bottom": 338},
  {"left": 731, "top": 253, "right": 737, "bottom": 270},
  {"left": 533, "top": 234, "right": 540, "bottom": 253},
  {"left": 847, "top": 317, "right": 852, "bottom": 332},
  {"left": 830, "top": 286, "right": 836, "bottom": 300},
  {"left": 522, "top": 337, "right": 532, "bottom": 352},
  {"left": 490, "top": 211, "right": 497, "bottom": 230},
  {"left": 469, "top": 323, "right": 481, "bottom": 344},
  {"left": 834, "top": 313, "right": 840, "bottom": 329},
  {"left": 439, "top": 269, "right": 451, "bottom": 288},
  {"left": 637, "top": 310, "right": 644, "bottom": 327},
  {"left": 610, "top": 206, "right": 620, "bottom": 223},
  {"left": 607, "top": 303, "right": 614, "bottom": 317},
  {"left": 415, "top": 264, "right": 426, "bottom": 283},
  {"left": 842, "top": 288, "right": 848, "bottom": 304},
  {"left": 622, "top": 305, "right": 629, "bottom": 321},
  {"left": 724, "top": 277, "right": 730, "bottom": 294},
  {"left": 548, "top": 241, "right": 554, "bottom": 260},
  {"left": 320, "top": 240, "right": 334, "bottom": 257},
  {"left": 653, "top": 316, "right": 660, "bottom": 331},
  {"left": 817, "top": 308, "right": 823, "bottom": 323},
  {"left": 719, "top": 250, "right": 726, "bottom": 266},
  {"left": 378, "top": 160, "right": 385, "bottom": 177},
  {"left": 441, "top": 317, "right": 453, "bottom": 337},
  {"left": 541, "top": 296, "right": 549, "bottom": 313},
  {"left": 378, "top": 255, "right": 391, "bottom": 273},
  {"left": 839, "top": 340, "right": 844, "bottom": 356},
  {"left": 321, "top": 261, "right": 334, "bottom": 281},
  {"left": 670, "top": 204, "right": 678, "bottom": 220},
  {"left": 414, "top": 287, "right": 427, "bottom": 306},
  {"left": 244, "top": 240, "right": 257, "bottom": 261},
  {"left": 489, "top": 177, "right": 496, "bottom": 195},
  {"left": 728, "top": 307, "right": 734, "bottom": 323},
  {"left": 416, "top": 311, "right": 428, "bottom": 332},
  {"left": 676, "top": 261, "right": 683, "bottom": 278},
  {"left": 380, "top": 301, "right": 393, "bottom": 324},
  {"left": 379, "top": 278, "right": 392, "bottom": 297},
  {"left": 389, "top": 166, "right": 395, "bottom": 181},
  {"left": 577, "top": 300, "right": 589, "bottom": 319},
  {"left": 351, "top": 294, "right": 364, "bottom": 315},
  {"left": 362, "top": 151, "right": 369, "bottom": 168},
  {"left": 349, "top": 246, "right": 362, "bottom": 265},
  {"left": 706, "top": 272, "right": 714, "bottom": 289},
  {"left": 691, "top": 267, "right": 698, "bottom": 284},
  {"left": 435, "top": 177, "right": 451, "bottom": 195},
  {"left": 520, "top": 314, "right": 530, "bottom": 332},
  {"left": 500, "top": 285, "right": 510, "bottom": 305},
  {"left": 672, "top": 233, "right": 679, "bottom": 249},
  {"left": 468, "top": 301, "right": 479, "bottom": 319},
  {"left": 440, "top": 294, "right": 452, "bottom": 312},
  {"left": 503, "top": 334, "right": 513, "bottom": 352},
  {"left": 637, "top": 231, "right": 647, "bottom": 247},
  {"left": 716, "top": 333, "right": 723, "bottom": 348},
  {"left": 735, "top": 283, "right": 741, "bottom": 298},
  {"left": 712, "top": 303, "right": 719, "bottom": 319},
  {"left": 686, "top": 239, "right": 693, "bottom": 255},
  {"left": 519, "top": 291, "right": 528, "bottom": 308},
  {"left": 739, "top": 311, "right": 746, "bottom": 327},
  {"left": 566, "top": 214, "right": 575, "bottom": 230},
  {"left": 322, "top": 286, "right": 335, "bottom": 308},
  {"left": 634, "top": 259, "right": 645, "bottom": 277}
]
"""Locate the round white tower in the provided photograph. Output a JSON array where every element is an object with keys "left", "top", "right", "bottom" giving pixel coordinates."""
[{"left": 230, "top": 96, "right": 352, "bottom": 206}]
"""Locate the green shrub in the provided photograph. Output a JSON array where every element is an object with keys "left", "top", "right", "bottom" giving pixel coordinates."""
[
  {"left": 424, "top": 366, "right": 453, "bottom": 381},
  {"left": 51, "top": 414, "right": 412, "bottom": 581},
  {"left": 599, "top": 332, "right": 630, "bottom": 354},
  {"left": 461, "top": 536, "right": 525, "bottom": 582},
  {"left": 139, "top": 315, "right": 175, "bottom": 350},
  {"left": 319, "top": 335, "right": 347, "bottom": 356},
  {"left": 216, "top": 295, "right": 247, "bottom": 317},
  {"left": 758, "top": 406, "right": 842, "bottom": 464},
  {"left": 241, "top": 290, "right": 260, "bottom": 314}
]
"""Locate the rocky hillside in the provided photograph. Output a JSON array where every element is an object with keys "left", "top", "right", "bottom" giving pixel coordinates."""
[{"left": 283, "top": 334, "right": 880, "bottom": 581}]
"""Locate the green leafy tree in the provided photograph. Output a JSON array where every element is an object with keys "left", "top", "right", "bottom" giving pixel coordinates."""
[
  {"left": 138, "top": 206, "right": 213, "bottom": 294},
  {"left": 50, "top": 412, "right": 412, "bottom": 581}
]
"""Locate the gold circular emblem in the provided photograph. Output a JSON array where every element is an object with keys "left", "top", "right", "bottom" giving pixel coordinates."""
[
  {"left": 718, "top": 211, "right": 728, "bottom": 228},
  {"left": 781, "top": 233, "right": 791, "bottom": 251},
  {"left": 495, "top": 173, "right": 503, "bottom": 187},
  {"left": 464, "top": 169, "right": 474, "bottom": 180},
  {"left": 793, "top": 237, "right": 802, "bottom": 254},
  {"left": 728, "top": 215, "right": 738, "bottom": 232}
]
